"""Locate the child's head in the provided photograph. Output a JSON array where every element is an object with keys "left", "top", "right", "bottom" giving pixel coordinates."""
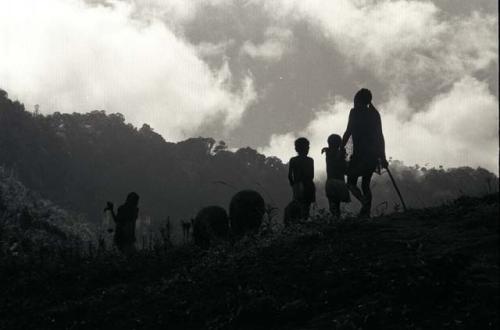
[
  {"left": 327, "top": 134, "right": 341, "bottom": 149},
  {"left": 294, "top": 137, "right": 310, "bottom": 156}
]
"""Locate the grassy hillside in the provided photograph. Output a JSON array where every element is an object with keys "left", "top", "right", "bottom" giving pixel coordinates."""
[
  {"left": 0, "top": 193, "right": 497, "bottom": 329},
  {"left": 0, "top": 167, "right": 94, "bottom": 256}
]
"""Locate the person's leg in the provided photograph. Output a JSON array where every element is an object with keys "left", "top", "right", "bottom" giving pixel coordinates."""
[
  {"left": 334, "top": 200, "right": 341, "bottom": 219},
  {"left": 328, "top": 198, "right": 335, "bottom": 215},
  {"left": 329, "top": 199, "right": 340, "bottom": 220},
  {"left": 360, "top": 172, "right": 373, "bottom": 217},
  {"left": 347, "top": 174, "right": 364, "bottom": 203},
  {"left": 301, "top": 201, "right": 311, "bottom": 219},
  {"left": 123, "top": 242, "right": 136, "bottom": 256},
  {"left": 327, "top": 198, "right": 335, "bottom": 222}
]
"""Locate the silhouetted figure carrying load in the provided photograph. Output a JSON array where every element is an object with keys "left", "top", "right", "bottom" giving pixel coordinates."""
[
  {"left": 229, "top": 190, "right": 265, "bottom": 237},
  {"left": 322, "top": 134, "right": 350, "bottom": 219},
  {"left": 288, "top": 137, "right": 315, "bottom": 219},
  {"left": 342, "top": 89, "right": 388, "bottom": 218},
  {"left": 104, "top": 192, "right": 139, "bottom": 254},
  {"left": 193, "top": 206, "right": 229, "bottom": 249}
]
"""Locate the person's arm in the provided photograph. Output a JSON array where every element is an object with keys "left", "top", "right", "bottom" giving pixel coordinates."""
[
  {"left": 288, "top": 158, "right": 295, "bottom": 186},
  {"left": 104, "top": 202, "right": 117, "bottom": 223},
  {"left": 341, "top": 149, "right": 348, "bottom": 174},
  {"left": 310, "top": 158, "right": 314, "bottom": 181},
  {"left": 372, "top": 105, "right": 388, "bottom": 168},
  {"left": 341, "top": 109, "right": 354, "bottom": 148}
]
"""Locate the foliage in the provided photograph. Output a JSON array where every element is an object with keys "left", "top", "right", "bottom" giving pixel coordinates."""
[
  {"left": 0, "top": 193, "right": 498, "bottom": 329},
  {"left": 0, "top": 167, "right": 94, "bottom": 257},
  {"left": 0, "top": 89, "right": 498, "bottom": 242},
  {"left": 0, "top": 90, "right": 290, "bottom": 242}
]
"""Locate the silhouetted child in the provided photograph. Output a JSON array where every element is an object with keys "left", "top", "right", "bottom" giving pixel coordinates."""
[
  {"left": 104, "top": 192, "right": 139, "bottom": 255},
  {"left": 322, "top": 134, "right": 350, "bottom": 219},
  {"left": 288, "top": 137, "right": 315, "bottom": 219}
]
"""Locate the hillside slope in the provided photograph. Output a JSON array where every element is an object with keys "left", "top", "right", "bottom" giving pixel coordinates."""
[
  {"left": 0, "top": 167, "right": 94, "bottom": 255},
  {"left": 0, "top": 89, "right": 290, "bottom": 235},
  {"left": 0, "top": 194, "right": 497, "bottom": 329},
  {"left": 1, "top": 89, "right": 497, "bottom": 243}
]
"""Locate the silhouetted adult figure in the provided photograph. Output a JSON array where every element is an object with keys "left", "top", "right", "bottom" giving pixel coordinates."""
[
  {"left": 105, "top": 192, "right": 139, "bottom": 254},
  {"left": 342, "top": 89, "right": 388, "bottom": 217}
]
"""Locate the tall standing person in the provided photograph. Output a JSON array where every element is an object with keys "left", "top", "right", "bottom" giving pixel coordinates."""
[{"left": 342, "top": 89, "right": 388, "bottom": 218}]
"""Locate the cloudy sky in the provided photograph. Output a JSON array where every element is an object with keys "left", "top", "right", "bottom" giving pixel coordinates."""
[{"left": 0, "top": 0, "right": 498, "bottom": 174}]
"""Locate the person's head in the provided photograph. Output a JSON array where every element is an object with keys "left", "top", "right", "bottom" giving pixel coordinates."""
[
  {"left": 125, "top": 192, "right": 139, "bottom": 206},
  {"left": 294, "top": 137, "right": 310, "bottom": 156},
  {"left": 327, "top": 134, "right": 342, "bottom": 149},
  {"left": 354, "top": 88, "right": 372, "bottom": 109}
]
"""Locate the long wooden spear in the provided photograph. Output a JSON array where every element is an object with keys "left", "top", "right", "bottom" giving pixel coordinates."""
[{"left": 385, "top": 167, "right": 407, "bottom": 211}]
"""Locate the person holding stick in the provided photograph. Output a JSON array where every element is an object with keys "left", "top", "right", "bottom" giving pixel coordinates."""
[{"left": 342, "top": 89, "right": 388, "bottom": 218}]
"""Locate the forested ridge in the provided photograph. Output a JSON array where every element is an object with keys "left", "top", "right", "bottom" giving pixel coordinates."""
[
  {"left": 0, "top": 90, "right": 290, "bottom": 240},
  {"left": 0, "top": 89, "right": 497, "bottom": 241}
]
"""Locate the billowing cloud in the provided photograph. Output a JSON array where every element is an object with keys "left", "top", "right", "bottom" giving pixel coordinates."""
[
  {"left": 260, "top": 77, "right": 498, "bottom": 174},
  {"left": 123, "top": 0, "right": 234, "bottom": 31},
  {"left": 256, "top": 0, "right": 498, "bottom": 173},
  {"left": 0, "top": 0, "right": 256, "bottom": 141},
  {"left": 257, "top": 0, "right": 497, "bottom": 95},
  {"left": 383, "top": 77, "right": 498, "bottom": 172},
  {"left": 0, "top": 0, "right": 497, "bottom": 173},
  {"left": 196, "top": 40, "right": 234, "bottom": 59},
  {"left": 241, "top": 27, "right": 293, "bottom": 61}
]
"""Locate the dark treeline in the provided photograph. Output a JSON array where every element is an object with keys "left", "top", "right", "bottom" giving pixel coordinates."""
[
  {"left": 0, "top": 89, "right": 497, "bottom": 241},
  {"left": 0, "top": 90, "right": 289, "bottom": 242},
  {"left": 368, "top": 161, "right": 498, "bottom": 214}
]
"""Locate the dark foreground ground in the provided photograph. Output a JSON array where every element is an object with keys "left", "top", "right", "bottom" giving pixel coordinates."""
[{"left": 0, "top": 194, "right": 498, "bottom": 329}]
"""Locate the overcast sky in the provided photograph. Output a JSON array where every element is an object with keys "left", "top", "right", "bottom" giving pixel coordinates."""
[{"left": 0, "top": 0, "right": 498, "bottom": 174}]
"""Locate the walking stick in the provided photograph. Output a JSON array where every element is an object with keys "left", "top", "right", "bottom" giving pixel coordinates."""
[{"left": 385, "top": 167, "right": 407, "bottom": 212}]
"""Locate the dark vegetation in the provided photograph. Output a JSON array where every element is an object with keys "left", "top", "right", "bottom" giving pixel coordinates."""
[
  {"left": 0, "top": 90, "right": 289, "bottom": 243},
  {"left": 229, "top": 190, "right": 266, "bottom": 237},
  {"left": 0, "top": 193, "right": 498, "bottom": 329},
  {"left": 193, "top": 206, "right": 229, "bottom": 249},
  {"left": 0, "top": 89, "right": 499, "bottom": 329},
  {"left": 0, "top": 89, "right": 498, "bottom": 242},
  {"left": 0, "top": 167, "right": 94, "bottom": 256}
]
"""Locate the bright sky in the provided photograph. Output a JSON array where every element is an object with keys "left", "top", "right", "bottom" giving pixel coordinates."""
[{"left": 0, "top": 0, "right": 498, "bottom": 173}]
